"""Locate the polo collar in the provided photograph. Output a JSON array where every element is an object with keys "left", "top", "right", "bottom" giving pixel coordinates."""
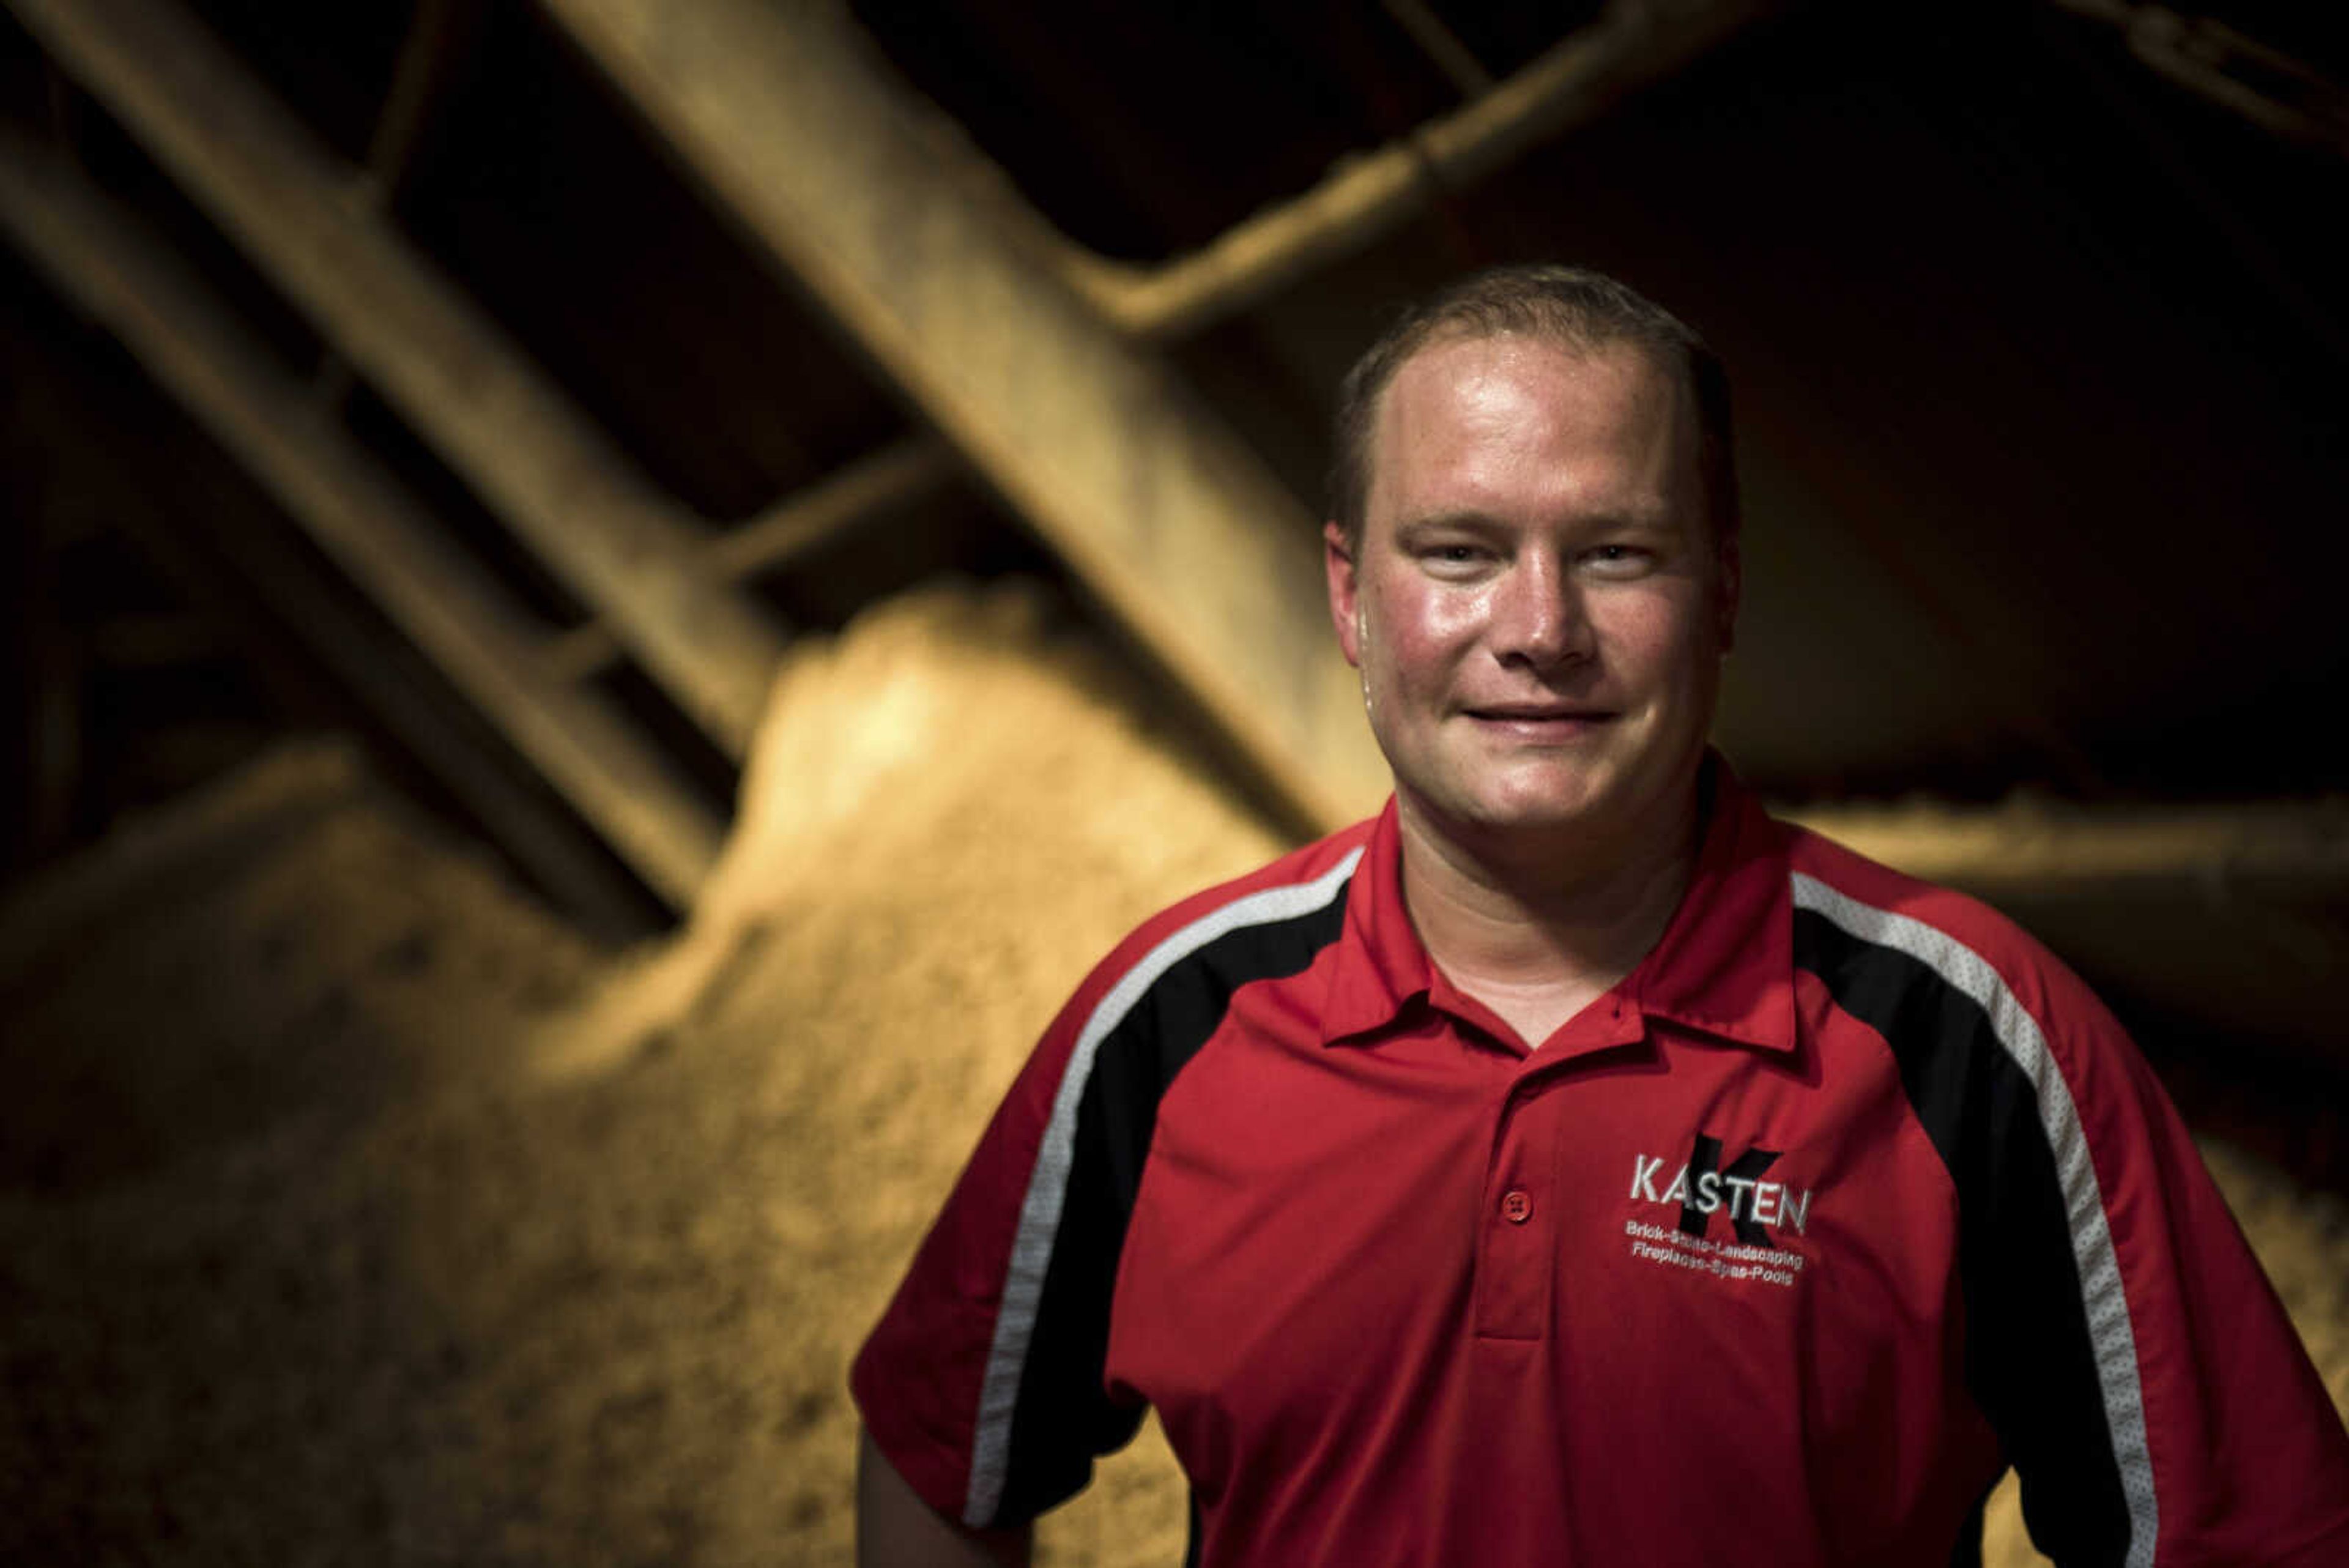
[{"left": 1319, "top": 757, "right": 1798, "bottom": 1057}]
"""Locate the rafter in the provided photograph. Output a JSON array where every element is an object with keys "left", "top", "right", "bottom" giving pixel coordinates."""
[
  {"left": 0, "top": 131, "right": 724, "bottom": 909},
  {"left": 9, "top": 0, "right": 789, "bottom": 761},
  {"left": 540, "top": 0, "right": 1392, "bottom": 832},
  {"left": 1047, "top": 0, "right": 1778, "bottom": 340}
]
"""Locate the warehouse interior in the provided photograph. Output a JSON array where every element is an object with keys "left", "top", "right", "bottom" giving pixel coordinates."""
[{"left": 2, "top": 1, "right": 2345, "bottom": 1562}]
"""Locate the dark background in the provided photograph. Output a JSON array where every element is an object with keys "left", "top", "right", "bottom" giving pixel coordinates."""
[{"left": 6, "top": 0, "right": 2347, "bottom": 1117}]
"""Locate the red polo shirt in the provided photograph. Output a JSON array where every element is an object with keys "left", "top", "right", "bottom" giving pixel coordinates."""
[{"left": 853, "top": 767, "right": 2349, "bottom": 1565}]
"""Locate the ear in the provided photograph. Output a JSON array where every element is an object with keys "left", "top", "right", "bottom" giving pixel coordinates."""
[
  {"left": 1324, "top": 521, "right": 1364, "bottom": 667},
  {"left": 1712, "top": 535, "right": 1742, "bottom": 655}
]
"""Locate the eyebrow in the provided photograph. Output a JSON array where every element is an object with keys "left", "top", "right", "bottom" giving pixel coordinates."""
[
  {"left": 1393, "top": 511, "right": 1504, "bottom": 539},
  {"left": 1393, "top": 507, "right": 1678, "bottom": 540}
]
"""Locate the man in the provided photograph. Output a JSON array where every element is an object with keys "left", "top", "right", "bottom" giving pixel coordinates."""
[{"left": 853, "top": 265, "right": 2349, "bottom": 1565}]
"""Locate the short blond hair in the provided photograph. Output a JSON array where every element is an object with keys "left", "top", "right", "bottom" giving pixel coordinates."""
[{"left": 1327, "top": 264, "right": 1738, "bottom": 554}]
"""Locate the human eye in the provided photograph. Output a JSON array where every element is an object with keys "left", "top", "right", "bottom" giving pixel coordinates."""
[
  {"left": 1581, "top": 542, "right": 1654, "bottom": 579},
  {"left": 1413, "top": 535, "right": 1496, "bottom": 575}
]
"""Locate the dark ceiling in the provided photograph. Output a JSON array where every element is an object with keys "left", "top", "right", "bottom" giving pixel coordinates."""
[{"left": 5, "top": 0, "right": 2347, "bottom": 899}]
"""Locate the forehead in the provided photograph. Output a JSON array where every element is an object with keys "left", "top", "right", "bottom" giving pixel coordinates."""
[{"left": 1366, "top": 332, "right": 1696, "bottom": 522}]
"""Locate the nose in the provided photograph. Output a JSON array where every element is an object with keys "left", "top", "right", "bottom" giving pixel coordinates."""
[{"left": 1492, "top": 548, "right": 1590, "bottom": 673}]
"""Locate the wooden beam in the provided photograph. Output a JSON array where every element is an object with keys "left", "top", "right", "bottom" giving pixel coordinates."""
[
  {"left": 543, "top": 436, "right": 959, "bottom": 685},
  {"left": 1382, "top": 0, "right": 1497, "bottom": 97},
  {"left": 357, "top": 0, "right": 473, "bottom": 209},
  {"left": 312, "top": 0, "right": 480, "bottom": 415},
  {"left": 709, "top": 436, "right": 959, "bottom": 582},
  {"left": 99, "top": 451, "right": 661, "bottom": 937},
  {"left": 0, "top": 129, "right": 724, "bottom": 910},
  {"left": 540, "top": 0, "right": 1391, "bottom": 833},
  {"left": 1783, "top": 797, "right": 2349, "bottom": 902},
  {"left": 1048, "top": 0, "right": 1775, "bottom": 340},
  {"left": 1787, "top": 796, "right": 2349, "bottom": 1072},
  {"left": 8, "top": 0, "right": 787, "bottom": 760}
]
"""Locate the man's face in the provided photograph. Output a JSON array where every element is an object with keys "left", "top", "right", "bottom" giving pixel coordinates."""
[{"left": 1325, "top": 333, "right": 1737, "bottom": 853}]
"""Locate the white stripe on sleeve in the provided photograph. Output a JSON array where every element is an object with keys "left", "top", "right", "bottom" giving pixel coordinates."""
[
  {"left": 963, "top": 848, "right": 1364, "bottom": 1525},
  {"left": 1792, "top": 871, "right": 2157, "bottom": 1568}
]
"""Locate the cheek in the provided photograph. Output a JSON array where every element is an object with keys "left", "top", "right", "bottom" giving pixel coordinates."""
[
  {"left": 1362, "top": 595, "right": 1466, "bottom": 700},
  {"left": 1603, "top": 603, "right": 1679, "bottom": 661},
  {"left": 1594, "top": 588, "right": 1715, "bottom": 686},
  {"left": 1365, "top": 583, "right": 1479, "bottom": 689}
]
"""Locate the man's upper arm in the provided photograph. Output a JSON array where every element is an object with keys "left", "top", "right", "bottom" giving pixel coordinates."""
[
  {"left": 1980, "top": 955, "right": 2349, "bottom": 1564},
  {"left": 851, "top": 838, "right": 1357, "bottom": 1539},
  {"left": 1794, "top": 864, "right": 2349, "bottom": 1564},
  {"left": 848, "top": 932, "right": 1159, "bottom": 1533},
  {"left": 856, "top": 1425, "right": 1031, "bottom": 1568}
]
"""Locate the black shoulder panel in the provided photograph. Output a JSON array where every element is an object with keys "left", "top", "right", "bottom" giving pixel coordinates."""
[
  {"left": 1793, "top": 906, "right": 2132, "bottom": 1567},
  {"left": 993, "top": 885, "right": 1351, "bottom": 1524}
]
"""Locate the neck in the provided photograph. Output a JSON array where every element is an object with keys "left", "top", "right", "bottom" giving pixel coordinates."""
[{"left": 1396, "top": 773, "right": 1704, "bottom": 1048}]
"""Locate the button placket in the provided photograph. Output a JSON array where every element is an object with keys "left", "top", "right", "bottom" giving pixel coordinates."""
[{"left": 1474, "top": 1078, "right": 1557, "bottom": 1340}]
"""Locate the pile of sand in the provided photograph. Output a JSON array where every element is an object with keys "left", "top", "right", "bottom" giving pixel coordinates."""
[{"left": 0, "top": 579, "right": 2339, "bottom": 1566}]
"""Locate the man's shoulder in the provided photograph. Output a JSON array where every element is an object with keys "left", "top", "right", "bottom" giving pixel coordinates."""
[
  {"left": 1775, "top": 815, "right": 2115, "bottom": 1041},
  {"left": 1100, "top": 812, "right": 1378, "bottom": 970},
  {"left": 1054, "top": 814, "right": 1378, "bottom": 1027}
]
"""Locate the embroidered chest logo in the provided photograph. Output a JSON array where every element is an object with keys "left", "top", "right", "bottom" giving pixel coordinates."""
[{"left": 1624, "top": 1132, "right": 1814, "bottom": 1288}]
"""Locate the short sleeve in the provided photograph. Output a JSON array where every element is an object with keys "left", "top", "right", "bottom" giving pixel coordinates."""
[
  {"left": 1984, "top": 954, "right": 2349, "bottom": 1566},
  {"left": 849, "top": 834, "right": 1367, "bottom": 1534},
  {"left": 849, "top": 953, "right": 1151, "bottom": 1531}
]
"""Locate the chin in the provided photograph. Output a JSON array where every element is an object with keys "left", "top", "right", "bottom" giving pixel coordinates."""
[
  {"left": 1483, "top": 800, "right": 1617, "bottom": 839},
  {"left": 1445, "top": 775, "right": 1620, "bottom": 838}
]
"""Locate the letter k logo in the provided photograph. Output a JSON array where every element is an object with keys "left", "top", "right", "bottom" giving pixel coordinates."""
[{"left": 1677, "top": 1132, "right": 1782, "bottom": 1247}]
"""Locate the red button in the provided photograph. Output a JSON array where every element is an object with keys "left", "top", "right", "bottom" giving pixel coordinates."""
[{"left": 1501, "top": 1189, "right": 1532, "bottom": 1224}]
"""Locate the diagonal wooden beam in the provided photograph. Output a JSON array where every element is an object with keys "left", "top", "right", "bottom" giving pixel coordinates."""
[
  {"left": 707, "top": 436, "right": 960, "bottom": 584},
  {"left": 1786, "top": 795, "right": 2349, "bottom": 1072},
  {"left": 357, "top": 0, "right": 474, "bottom": 209},
  {"left": 540, "top": 0, "right": 1391, "bottom": 832},
  {"left": 8, "top": 0, "right": 787, "bottom": 760},
  {"left": 1050, "top": 0, "right": 1776, "bottom": 341},
  {"left": 311, "top": 0, "right": 479, "bottom": 414},
  {"left": 541, "top": 436, "right": 960, "bottom": 685},
  {"left": 0, "top": 129, "right": 723, "bottom": 909}
]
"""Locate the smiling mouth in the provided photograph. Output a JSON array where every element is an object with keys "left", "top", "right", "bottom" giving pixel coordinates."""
[{"left": 1463, "top": 705, "right": 1616, "bottom": 735}]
